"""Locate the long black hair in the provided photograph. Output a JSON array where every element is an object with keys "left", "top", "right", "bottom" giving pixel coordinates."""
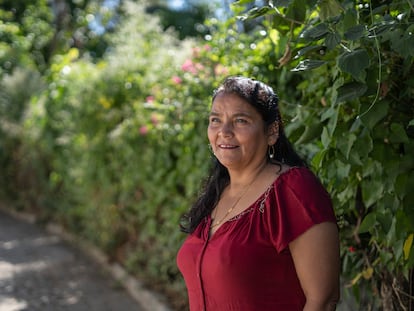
[{"left": 180, "top": 76, "right": 306, "bottom": 233}]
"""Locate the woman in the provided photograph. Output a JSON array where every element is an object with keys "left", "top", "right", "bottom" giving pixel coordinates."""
[{"left": 177, "top": 76, "right": 340, "bottom": 310}]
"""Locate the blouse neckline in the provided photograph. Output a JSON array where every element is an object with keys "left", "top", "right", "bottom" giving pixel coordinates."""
[{"left": 207, "top": 166, "right": 303, "bottom": 238}]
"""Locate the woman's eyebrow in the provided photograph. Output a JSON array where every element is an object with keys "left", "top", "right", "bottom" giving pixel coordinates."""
[
  {"left": 209, "top": 111, "right": 252, "bottom": 118},
  {"left": 233, "top": 112, "right": 252, "bottom": 118}
]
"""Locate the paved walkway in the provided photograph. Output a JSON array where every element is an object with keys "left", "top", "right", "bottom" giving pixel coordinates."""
[{"left": 0, "top": 209, "right": 146, "bottom": 311}]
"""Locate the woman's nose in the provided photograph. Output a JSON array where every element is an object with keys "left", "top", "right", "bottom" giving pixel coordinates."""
[{"left": 219, "top": 121, "right": 233, "bottom": 137}]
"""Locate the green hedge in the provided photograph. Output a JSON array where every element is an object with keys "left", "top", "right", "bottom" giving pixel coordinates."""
[{"left": 1, "top": 1, "right": 413, "bottom": 310}]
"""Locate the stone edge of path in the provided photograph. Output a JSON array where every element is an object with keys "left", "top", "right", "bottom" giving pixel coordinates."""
[{"left": 0, "top": 204, "right": 173, "bottom": 311}]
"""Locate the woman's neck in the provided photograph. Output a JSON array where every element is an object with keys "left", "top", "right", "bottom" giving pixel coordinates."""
[{"left": 227, "top": 161, "right": 269, "bottom": 191}]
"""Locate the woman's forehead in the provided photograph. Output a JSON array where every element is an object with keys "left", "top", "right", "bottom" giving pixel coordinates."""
[
  {"left": 211, "top": 93, "right": 251, "bottom": 109},
  {"left": 210, "top": 94, "right": 260, "bottom": 116}
]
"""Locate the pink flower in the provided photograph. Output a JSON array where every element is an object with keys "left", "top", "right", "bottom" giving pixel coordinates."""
[
  {"left": 181, "top": 59, "right": 205, "bottom": 75},
  {"left": 204, "top": 44, "right": 211, "bottom": 51},
  {"left": 172, "top": 75, "right": 182, "bottom": 84},
  {"left": 139, "top": 126, "right": 148, "bottom": 135},
  {"left": 181, "top": 59, "right": 199, "bottom": 74},
  {"left": 146, "top": 96, "right": 155, "bottom": 103}
]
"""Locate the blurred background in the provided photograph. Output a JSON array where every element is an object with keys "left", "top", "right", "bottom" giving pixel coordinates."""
[{"left": 0, "top": 0, "right": 413, "bottom": 310}]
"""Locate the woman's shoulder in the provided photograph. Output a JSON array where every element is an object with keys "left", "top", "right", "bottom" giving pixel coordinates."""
[
  {"left": 272, "top": 165, "right": 328, "bottom": 195},
  {"left": 274, "top": 165, "right": 314, "bottom": 184}
]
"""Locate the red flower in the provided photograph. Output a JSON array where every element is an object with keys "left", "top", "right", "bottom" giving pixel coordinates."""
[{"left": 348, "top": 246, "right": 356, "bottom": 253}]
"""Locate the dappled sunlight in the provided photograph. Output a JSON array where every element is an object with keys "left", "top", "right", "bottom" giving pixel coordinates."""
[
  {"left": 0, "top": 211, "right": 143, "bottom": 310},
  {"left": 1, "top": 235, "right": 60, "bottom": 251},
  {"left": 0, "top": 0, "right": 413, "bottom": 310},
  {"left": 0, "top": 297, "right": 28, "bottom": 311}
]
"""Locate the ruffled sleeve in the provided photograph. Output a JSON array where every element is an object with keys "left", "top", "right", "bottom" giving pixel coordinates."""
[{"left": 265, "top": 167, "right": 337, "bottom": 253}]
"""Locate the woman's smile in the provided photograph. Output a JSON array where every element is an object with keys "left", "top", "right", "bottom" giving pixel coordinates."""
[
  {"left": 218, "top": 144, "right": 238, "bottom": 149},
  {"left": 207, "top": 93, "right": 269, "bottom": 170}
]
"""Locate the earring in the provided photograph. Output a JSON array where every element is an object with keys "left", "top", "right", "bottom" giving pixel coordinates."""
[{"left": 268, "top": 145, "right": 275, "bottom": 159}]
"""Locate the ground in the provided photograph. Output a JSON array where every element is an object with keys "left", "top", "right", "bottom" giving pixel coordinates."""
[{"left": 0, "top": 209, "right": 145, "bottom": 311}]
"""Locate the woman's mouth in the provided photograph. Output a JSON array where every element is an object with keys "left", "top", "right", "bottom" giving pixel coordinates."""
[{"left": 218, "top": 144, "right": 238, "bottom": 149}]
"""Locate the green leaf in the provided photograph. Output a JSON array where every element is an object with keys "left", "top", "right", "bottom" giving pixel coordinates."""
[
  {"left": 296, "top": 123, "right": 323, "bottom": 144},
  {"left": 393, "top": 237, "right": 404, "bottom": 261},
  {"left": 321, "top": 105, "right": 336, "bottom": 122},
  {"left": 337, "top": 133, "right": 357, "bottom": 159},
  {"left": 342, "top": 8, "right": 357, "bottom": 31},
  {"left": 337, "top": 185, "right": 354, "bottom": 204},
  {"left": 335, "top": 160, "right": 351, "bottom": 180},
  {"left": 359, "top": 212, "right": 377, "bottom": 233},
  {"left": 359, "top": 101, "right": 389, "bottom": 129},
  {"left": 336, "top": 82, "right": 367, "bottom": 103},
  {"left": 237, "top": 6, "right": 273, "bottom": 20},
  {"left": 353, "top": 130, "right": 373, "bottom": 159},
  {"left": 300, "top": 23, "right": 330, "bottom": 41},
  {"left": 368, "top": 20, "right": 397, "bottom": 37},
  {"left": 338, "top": 49, "right": 370, "bottom": 81},
  {"left": 361, "top": 179, "right": 384, "bottom": 208},
  {"left": 371, "top": 4, "right": 389, "bottom": 15},
  {"left": 344, "top": 25, "right": 366, "bottom": 41},
  {"left": 409, "top": 119, "right": 414, "bottom": 126},
  {"left": 361, "top": 159, "right": 383, "bottom": 178},
  {"left": 395, "top": 173, "right": 408, "bottom": 198},
  {"left": 286, "top": 0, "right": 307, "bottom": 23},
  {"left": 321, "top": 126, "right": 331, "bottom": 148},
  {"left": 291, "top": 59, "right": 326, "bottom": 71},
  {"left": 350, "top": 117, "right": 362, "bottom": 132},
  {"left": 325, "top": 32, "right": 341, "bottom": 50},
  {"left": 318, "top": 0, "right": 343, "bottom": 21},
  {"left": 311, "top": 149, "right": 328, "bottom": 168},
  {"left": 377, "top": 211, "right": 393, "bottom": 233},
  {"left": 326, "top": 105, "right": 338, "bottom": 136},
  {"left": 389, "top": 123, "right": 409, "bottom": 143},
  {"left": 390, "top": 26, "right": 414, "bottom": 57},
  {"left": 294, "top": 45, "right": 323, "bottom": 59}
]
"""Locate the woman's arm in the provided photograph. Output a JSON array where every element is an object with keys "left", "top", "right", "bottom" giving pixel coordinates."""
[{"left": 289, "top": 222, "right": 340, "bottom": 311}]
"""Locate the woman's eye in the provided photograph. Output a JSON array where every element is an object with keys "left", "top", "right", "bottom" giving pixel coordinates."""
[
  {"left": 209, "top": 117, "right": 220, "bottom": 123},
  {"left": 235, "top": 118, "right": 248, "bottom": 123}
]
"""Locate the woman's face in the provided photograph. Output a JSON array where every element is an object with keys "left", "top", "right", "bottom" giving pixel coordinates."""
[{"left": 208, "top": 93, "right": 272, "bottom": 171}]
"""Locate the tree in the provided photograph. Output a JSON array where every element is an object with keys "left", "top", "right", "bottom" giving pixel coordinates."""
[{"left": 145, "top": 0, "right": 216, "bottom": 39}]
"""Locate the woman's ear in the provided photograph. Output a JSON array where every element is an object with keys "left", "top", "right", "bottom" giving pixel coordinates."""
[{"left": 267, "top": 122, "right": 279, "bottom": 145}]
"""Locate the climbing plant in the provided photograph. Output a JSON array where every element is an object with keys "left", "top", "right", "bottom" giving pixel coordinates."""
[{"left": 231, "top": 0, "right": 414, "bottom": 309}]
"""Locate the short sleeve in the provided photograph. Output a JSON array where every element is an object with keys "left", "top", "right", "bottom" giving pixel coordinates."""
[{"left": 265, "top": 167, "right": 336, "bottom": 253}]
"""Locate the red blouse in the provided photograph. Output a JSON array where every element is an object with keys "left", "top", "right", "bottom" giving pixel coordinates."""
[{"left": 176, "top": 167, "right": 337, "bottom": 311}]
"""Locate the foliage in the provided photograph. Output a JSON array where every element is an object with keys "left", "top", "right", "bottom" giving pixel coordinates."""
[
  {"left": 16, "top": 2, "right": 213, "bottom": 308},
  {"left": 146, "top": 1, "right": 214, "bottom": 39},
  {"left": 233, "top": 0, "right": 414, "bottom": 309},
  {"left": 1, "top": 0, "right": 413, "bottom": 310}
]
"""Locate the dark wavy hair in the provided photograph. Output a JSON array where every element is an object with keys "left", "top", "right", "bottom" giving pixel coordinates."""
[{"left": 180, "top": 76, "right": 306, "bottom": 233}]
